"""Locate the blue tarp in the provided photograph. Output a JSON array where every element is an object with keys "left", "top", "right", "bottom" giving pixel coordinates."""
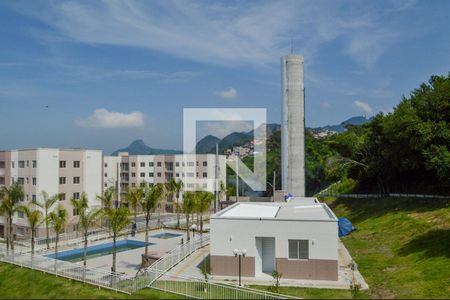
[{"left": 338, "top": 217, "right": 354, "bottom": 237}]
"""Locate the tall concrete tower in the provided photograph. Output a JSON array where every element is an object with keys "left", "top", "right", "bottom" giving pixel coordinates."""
[{"left": 281, "top": 55, "right": 305, "bottom": 197}]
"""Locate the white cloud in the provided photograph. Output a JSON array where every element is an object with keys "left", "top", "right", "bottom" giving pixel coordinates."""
[
  {"left": 8, "top": 1, "right": 417, "bottom": 68},
  {"left": 215, "top": 87, "right": 238, "bottom": 99},
  {"left": 354, "top": 100, "right": 373, "bottom": 114},
  {"left": 75, "top": 109, "right": 144, "bottom": 128}
]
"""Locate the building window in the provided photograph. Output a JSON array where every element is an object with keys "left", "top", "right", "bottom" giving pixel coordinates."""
[
  {"left": 32, "top": 194, "right": 36, "bottom": 201},
  {"left": 73, "top": 192, "right": 80, "bottom": 200},
  {"left": 176, "top": 162, "right": 179, "bottom": 167},
  {"left": 73, "top": 177, "right": 80, "bottom": 184},
  {"left": 32, "top": 177, "right": 36, "bottom": 185},
  {"left": 131, "top": 162, "right": 136, "bottom": 167},
  {"left": 12, "top": 162, "right": 15, "bottom": 168},
  {"left": 104, "top": 163, "right": 108, "bottom": 168},
  {"left": 59, "top": 193, "right": 66, "bottom": 201},
  {"left": 149, "top": 162, "right": 154, "bottom": 167},
  {"left": 104, "top": 173, "right": 108, "bottom": 177},
  {"left": 18, "top": 177, "right": 25, "bottom": 184},
  {"left": 26, "top": 160, "right": 29, "bottom": 167},
  {"left": 131, "top": 183, "right": 136, "bottom": 187},
  {"left": 176, "top": 173, "right": 179, "bottom": 177},
  {"left": 32, "top": 160, "right": 37, "bottom": 168},
  {"left": 104, "top": 183, "right": 107, "bottom": 187},
  {"left": 187, "top": 162, "right": 194, "bottom": 167},
  {"left": 0, "top": 161, "right": 4, "bottom": 168},
  {"left": 73, "top": 161, "right": 80, "bottom": 168},
  {"left": 203, "top": 161, "right": 207, "bottom": 167},
  {"left": 140, "top": 162, "right": 145, "bottom": 167},
  {"left": 187, "top": 172, "right": 194, "bottom": 177},
  {"left": 59, "top": 177, "right": 66, "bottom": 184},
  {"left": 73, "top": 224, "right": 79, "bottom": 231},
  {"left": 149, "top": 172, "right": 154, "bottom": 177},
  {"left": 196, "top": 161, "right": 199, "bottom": 166},
  {"left": 140, "top": 172, "right": 145, "bottom": 177},
  {"left": 196, "top": 172, "right": 199, "bottom": 177},
  {"left": 157, "top": 172, "right": 161, "bottom": 177},
  {"left": 157, "top": 162, "right": 162, "bottom": 167},
  {"left": 131, "top": 172, "right": 136, "bottom": 178},
  {"left": 187, "top": 183, "right": 194, "bottom": 188},
  {"left": 73, "top": 208, "right": 80, "bottom": 216},
  {"left": 18, "top": 161, "right": 25, "bottom": 168},
  {"left": 26, "top": 177, "right": 29, "bottom": 184},
  {"left": 203, "top": 172, "right": 207, "bottom": 178},
  {"left": 17, "top": 211, "right": 24, "bottom": 218},
  {"left": 288, "top": 239, "right": 309, "bottom": 259},
  {"left": 59, "top": 160, "right": 66, "bottom": 168},
  {"left": 16, "top": 227, "right": 25, "bottom": 236}
]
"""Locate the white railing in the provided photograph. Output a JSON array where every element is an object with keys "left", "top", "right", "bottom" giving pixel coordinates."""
[
  {"left": 151, "top": 270, "right": 297, "bottom": 299},
  {"left": 0, "top": 248, "right": 134, "bottom": 294},
  {"left": 317, "top": 193, "right": 450, "bottom": 199}
]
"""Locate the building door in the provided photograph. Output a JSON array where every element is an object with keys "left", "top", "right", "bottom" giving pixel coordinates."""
[{"left": 262, "top": 237, "right": 275, "bottom": 274}]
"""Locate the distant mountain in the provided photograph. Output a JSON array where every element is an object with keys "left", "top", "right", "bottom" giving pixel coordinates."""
[
  {"left": 195, "top": 135, "right": 221, "bottom": 154},
  {"left": 111, "top": 139, "right": 182, "bottom": 156},
  {"left": 308, "top": 116, "right": 371, "bottom": 133}
]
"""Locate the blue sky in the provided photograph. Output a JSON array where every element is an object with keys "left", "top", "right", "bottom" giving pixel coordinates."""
[{"left": 0, "top": 0, "right": 449, "bottom": 153}]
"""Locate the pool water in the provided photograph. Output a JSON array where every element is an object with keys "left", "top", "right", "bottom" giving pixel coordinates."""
[
  {"left": 151, "top": 232, "right": 183, "bottom": 239},
  {"left": 46, "top": 240, "right": 153, "bottom": 263}
]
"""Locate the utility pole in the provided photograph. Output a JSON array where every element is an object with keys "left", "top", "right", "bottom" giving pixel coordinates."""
[
  {"left": 215, "top": 143, "right": 219, "bottom": 212},
  {"left": 272, "top": 171, "right": 276, "bottom": 202},
  {"left": 235, "top": 157, "right": 239, "bottom": 202}
]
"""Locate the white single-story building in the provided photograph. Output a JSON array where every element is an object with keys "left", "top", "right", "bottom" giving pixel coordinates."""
[{"left": 210, "top": 198, "right": 339, "bottom": 281}]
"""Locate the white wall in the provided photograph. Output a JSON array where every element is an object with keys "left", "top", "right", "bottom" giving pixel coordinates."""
[
  {"left": 210, "top": 218, "right": 338, "bottom": 260},
  {"left": 84, "top": 150, "right": 102, "bottom": 207}
]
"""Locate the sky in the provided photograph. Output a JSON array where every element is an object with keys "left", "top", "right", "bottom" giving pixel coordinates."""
[{"left": 0, "top": 0, "right": 449, "bottom": 153}]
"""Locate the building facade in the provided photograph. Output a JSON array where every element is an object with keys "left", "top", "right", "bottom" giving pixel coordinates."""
[
  {"left": 281, "top": 55, "right": 306, "bottom": 197},
  {"left": 103, "top": 152, "right": 227, "bottom": 202},
  {"left": 0, "top": 148, "right": 102, "bottom": 239},
  {"left": 210, "top": 198, "right": 339, "bottom": 281}
]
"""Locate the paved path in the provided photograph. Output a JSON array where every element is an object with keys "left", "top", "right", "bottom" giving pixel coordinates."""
[{"left": 170, "top": 245, "right": 209, "bottom": 278}]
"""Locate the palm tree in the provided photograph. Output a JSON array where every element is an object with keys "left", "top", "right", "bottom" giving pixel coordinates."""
[
  {"left": 196, "top": 191, "right": 214, "bottom": 232},
  {"left": 18, "top": 204, "right": 43, "bottom": 255},
  {"left": 0, "top": 182, "right": 24, "bottom": 253},
  {"left": 125, "top": 186, "right": 144, "bottom": 224},
  {"left": 71, "top": 193, "right": 102, "bottom": 279},
  {"left": 165, "top": 178, "right": 177, "bottom": 214},
  {"left": 140, "top": 183, "right": 165, "bottom": 257},
  {"left": 105, "top": 206, "right": 131, "bottom": 274},
  {"left": 48, "top": 205, "right": 67, "bottom": 273},
  {"left": 183, "top": 191, "right": 197, "bottom": 241},
  {"left": 173, "top": 180, "right": 184, "bottom": 228},
  {"left": 34, "top": 191, "right": 61, "bottom": 249},
  {"left": 97, "top": 187, "right": 115, "bottom": 211}
]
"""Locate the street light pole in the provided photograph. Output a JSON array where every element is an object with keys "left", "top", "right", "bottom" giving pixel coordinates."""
[{"left": 233, "top": 248, "right": 246, "bottom": 286}]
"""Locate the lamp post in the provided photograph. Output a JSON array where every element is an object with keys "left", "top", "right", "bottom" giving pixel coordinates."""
[
  {"left": 191, "top": 224, "right": 197, "bottom": 240},
  {"left": 233, "top": 248, "right": 246, "bottom": 286}
]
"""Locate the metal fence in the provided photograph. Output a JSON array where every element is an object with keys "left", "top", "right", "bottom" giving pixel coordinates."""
[
  {"left": 0, "top": 248, "right": 134, "bottom": 294},
  {"left": 317, "top": 193, "right": 450, "bottom": 199}
]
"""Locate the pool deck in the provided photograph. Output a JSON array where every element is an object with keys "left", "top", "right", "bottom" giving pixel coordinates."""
[{"left": 44, "top": 228, "right": 188, "bottom": 276}]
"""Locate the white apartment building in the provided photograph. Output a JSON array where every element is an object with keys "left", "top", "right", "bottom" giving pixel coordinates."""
[
  {"left": 103, "top": 152, "right": 227, "bottom": 202},
  {"left": 0, "top": 148, "right": 102, "bottom": 239}
]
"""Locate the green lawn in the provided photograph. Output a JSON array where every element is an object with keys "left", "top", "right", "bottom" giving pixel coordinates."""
[
  {"left": 0, "top": 262, "right": 183, "bottom": 299},
  {"left": 255, "top": 196, "right": 449, "bottom": 299}
]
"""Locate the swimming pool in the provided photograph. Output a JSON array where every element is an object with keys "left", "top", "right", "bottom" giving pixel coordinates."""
[
  {"left": 151, "top": 232, "right": 183, "bottom": 239},
  {"left": 46, "top": 240, "right": 153, "bottom": 263}
]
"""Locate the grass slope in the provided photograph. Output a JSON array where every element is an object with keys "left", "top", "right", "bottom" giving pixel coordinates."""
[
  {"left": 0, "top": 263, "right": 183, "bottom": 299},
  {"left": 253, "top": 197, "right": 449, "bottom": 299}
]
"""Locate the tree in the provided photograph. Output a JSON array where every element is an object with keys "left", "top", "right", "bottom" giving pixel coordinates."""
[
  {"left": 173, "top": 180, "right": 184, "bottom": 229},
  {"left": 195, "top": 191, "right": 214, "bottom": 232},
  {"left": 125, "top": 186, "right": 144, "bottom": 224},
  {"left": 48, "top": 205, "right": 67, "bottom": 273},
  {"left": 183, "top": 191, "right": 197, "bottom": 241},
  {"left": 71, "top": 193, "right": 102, "bottom": 279},
  {"left": 0, "top": 182, "right": 24, "bottom": 253},
  {"left": 104, "top": 206, "right": 131, "bottom": 274},
  {"left": 34, "top": 191, "right": 61, "bottom": 249},
  {"left": 18, "top": 204, "right": 43, "bottom": 255},
  {"left": 97, "top": 187, "right": 115, "bottom": 211},
  {"left": 140, "top": 183, "right": 164, "bottom": 257}
]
